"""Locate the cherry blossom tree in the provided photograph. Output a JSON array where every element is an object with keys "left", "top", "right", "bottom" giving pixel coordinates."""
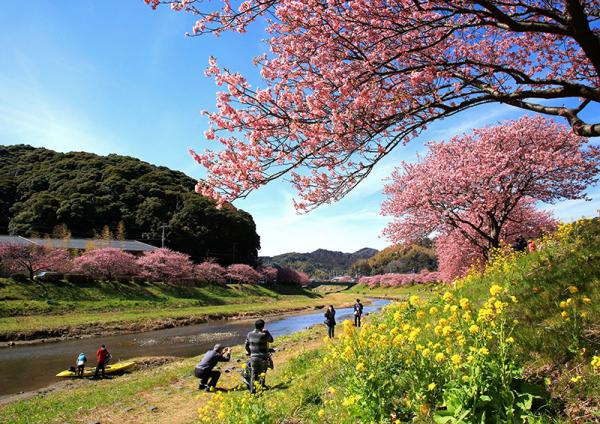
[
  {"left": 276, "top": 266, "right": 310, "bottom": 286},
  {"left": 259, "top": 266, "right": 278, "bottom": 284},
  {"left": 0, "top": 244, "right": 71, "bottom": 280},
  {"left": 226, "top": 263, "right": 261, "bottom": 284},
  {"left": 382, "top": 116, "right": 599, "bottom": 254},
  {"left": 146, "top": 0, "right": 599, "bottom": 209},
  {"left": 74, "top": 248, "right": 138, "bottom": 280},
  {"left": 435, "top": 201, "right": 557, "bottom": 281},
  {"left": 195, "top": 260, "right": 227, "bottom": 284},
  {"left": 137, "top": 248, "right": 194, "bottom": 282}
]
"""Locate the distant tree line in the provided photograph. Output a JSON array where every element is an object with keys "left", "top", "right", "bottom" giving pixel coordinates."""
[{"left": 0, "top": 145, "right": 260, "bottom": 265}]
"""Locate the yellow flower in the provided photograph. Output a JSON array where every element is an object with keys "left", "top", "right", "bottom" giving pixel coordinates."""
[
  {"left": 442, "top": 325, "right": 452, "bottom": 337},
  {"left": 568, "top": 286, "right": 579, "bottom": 294},
  {"left": 489, "top": 284, "right": 503, "bottom": 297},
  {"left": 442, "top": 292, "right": 454, "bottom": 302},
  {"left": 479, "top": 347, "right": 489, "bottom": 356},
  {"left": 583, "top": 296, "right": 592, "bottom": 305},
  {"left": 469, "top": 324, "right": 479, "bottom": 334},
  {"left": 591, "top": 356, "right": 600, "bottom": 371},
  {"left": 459, "top": 298, "right": 470, "bottom": 309},
  {"left": 451, "top": 354, "right": 462, "bottom": 366},
  {"left": 422, "top": 348, "right": 431, "bottom": 358},
  {"left": 328, "top": 387, "right": 336, "bottom": 395},
  {"left": 506, "top": 337, "right": 514, "bottom": 344},
  {"left": 356, "top": 362, "right": 366, "bottom": 372},
  {"left": 566, "top": 298, "right": 573, "bottom": 306},
  {"left": 561, "top": 311, "right": 569, "bottom": 319},
  {"left": 580, "top": 311, "right": 588, "bottom": 318},
  {"left": 416, "top": 310, "right": 425, "bottom": 319},
  {"left": 428, "top": 382, "right": 436, "bottom": 391},
  {"left": 429, "top": 306, "right": 438, "bottom": 315},
  {"left": 559, "top": 301, "right": 567, "bottom": 309},
  {"left": 435, "top": 352, "right": 445, "bottom": 362},
  {"left": 570, "top": 375, "right": 582, "bottom": 383},
  {"left": 342, "top": 396, "right": 355, "bottom": 407},
  {"left": 410, "top": 295, "right": 420, "bottom": 306},
  {"left": 462, "top": 375, "right": 470, "bottom": 382},
  {"left": 318, "top": 409, "right": 325, "bottom": 417},
  {"left": 510, "top": 296, "right": 518, "bottom": 303}
]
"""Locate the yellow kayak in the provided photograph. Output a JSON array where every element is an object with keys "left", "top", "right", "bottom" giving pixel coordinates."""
[{"left": 56, "top": 361, "right": 135, "bottom": 378}]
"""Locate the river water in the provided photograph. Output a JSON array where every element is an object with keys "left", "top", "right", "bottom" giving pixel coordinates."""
[{"left": 0, "top": 299, "right": 390, "bottom": 398}]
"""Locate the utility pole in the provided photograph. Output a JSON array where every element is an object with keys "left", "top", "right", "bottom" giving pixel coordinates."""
[{"left": 159, "top": 223, "right": 168, "bottom": 248}]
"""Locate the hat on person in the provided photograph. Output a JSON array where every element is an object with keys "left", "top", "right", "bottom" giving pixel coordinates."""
[{"left": 213, "top": 344, "right": 223, "bottom": 351}]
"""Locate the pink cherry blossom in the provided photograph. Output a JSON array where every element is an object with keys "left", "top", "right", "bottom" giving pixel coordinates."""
[
  {"left": 226, "top": 263, "right": 261, "bottom": 284},
  {"left": 74, "top": 248, "right": 138, "bottom": 280},
  {"left": 146, "top": 0, "right": 600, "bottom": 209},
  {"left": 137, "top": 248, "right": 194, "bottom": 282},
  {"left": 195, "top": 260, "right": 227, "bottom": 284},
  {"left": 0, "top": 244, "right": 71, "bottom": 280}
]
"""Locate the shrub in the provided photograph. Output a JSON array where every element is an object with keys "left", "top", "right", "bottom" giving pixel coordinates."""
[
  {"left": 115, "top": 275, "right": 131, "bottom": 284},
  {"left": 131, "top": 276, "right": 146, "bottom": 284},
  {"left": 10, "top": 273, "right": 29, "bottom": 283},
  {"left": 35, "top": 272, "right": 64, "bottom": 283},
  {"left": 64, "top": 273, "right": 91, "bottom": 285}
]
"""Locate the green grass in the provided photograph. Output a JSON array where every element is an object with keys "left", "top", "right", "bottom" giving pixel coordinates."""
[
  {"left": 347, "top": 282, "right": 439, "bottom": 299},
  {"left": 0, "top": 279, "right": 305, "bottom": 317},
  {"left": 0, "top": 279, "right": 362, "bottom": 339}
]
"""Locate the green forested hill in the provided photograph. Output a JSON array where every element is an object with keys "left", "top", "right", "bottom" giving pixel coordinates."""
[{"left": 0, "top": 145, "right": 260, "bottom": 264}]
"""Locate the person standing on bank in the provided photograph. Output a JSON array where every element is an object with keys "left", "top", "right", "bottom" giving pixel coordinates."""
[
  {"left": 324, "top": 305, "right": 336, "bottom": 338},
  {"left": 195, "top": 344, "right": 231, "bottom": 392},
  {"left": 76, "top": 352, "right": 87, "bottom": 378},
  {"left": 353, "top": 299, "right": 364, "bottom": 327},
  {"left": 94, "top": 344, "right": 111, "bottom": 379}
]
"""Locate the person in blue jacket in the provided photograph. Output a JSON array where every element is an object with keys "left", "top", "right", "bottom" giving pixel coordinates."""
[{"left": 76, "top": 352, "right": 87, "bottom": 378}]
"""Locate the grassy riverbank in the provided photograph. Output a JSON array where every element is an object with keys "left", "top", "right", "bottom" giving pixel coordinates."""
[
  {"left": 0, "top": 323, "right": 341, "bottom": 424},
  {"left": 0, "top": 279, "right": 356, "bottom": 341},
  {"left": 186, "top": 219, "right": 599, "bottom": 423}
]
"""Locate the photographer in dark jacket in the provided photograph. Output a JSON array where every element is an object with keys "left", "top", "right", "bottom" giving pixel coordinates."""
[
  {"left": 243, "top": 319, "right": 274, "bottom": 392},
  {"left": 324, "top": 305, "right": 336, "bottom": 338},
  {"left": 195, "top": 344, "right": 231, "bottom": 391},
  {"left": 353, "top": 299, "right": 364, "bottom": 327}
]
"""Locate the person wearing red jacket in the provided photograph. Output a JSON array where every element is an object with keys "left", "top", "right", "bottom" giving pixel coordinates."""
[{"left": 94, "top": 344, "right": 111, "bottom": 379}]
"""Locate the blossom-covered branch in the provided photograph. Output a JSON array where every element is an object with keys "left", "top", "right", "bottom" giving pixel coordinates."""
[{"left": 147, "top": 0, "right": 600, "bottom": 209}]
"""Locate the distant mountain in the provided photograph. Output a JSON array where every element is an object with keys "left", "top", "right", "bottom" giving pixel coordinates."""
[{"left": 260, "top": 247, "right": 378, "bottom": 279}]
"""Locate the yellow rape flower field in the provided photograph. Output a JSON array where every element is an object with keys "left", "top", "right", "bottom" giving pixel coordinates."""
[{"left": 196, "top": 218, "right": 600, "bottom": 423}]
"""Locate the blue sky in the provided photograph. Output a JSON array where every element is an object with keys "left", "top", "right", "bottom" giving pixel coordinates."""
[{"left": 1, "top": 2, "right": 598, "bottom": 256}]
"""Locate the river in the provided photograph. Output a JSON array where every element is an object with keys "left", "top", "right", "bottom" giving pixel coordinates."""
[{"left": 0, "top": 299, "right": 390, "bottom": 398}]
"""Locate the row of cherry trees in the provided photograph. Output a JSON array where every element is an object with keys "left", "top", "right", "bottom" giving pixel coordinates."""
[
  {"left": 358, "top": 270, "right": 442, "bottom": 288},
  {"left": 0, "top": 245, "right": 309, "bottom": 285}
]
